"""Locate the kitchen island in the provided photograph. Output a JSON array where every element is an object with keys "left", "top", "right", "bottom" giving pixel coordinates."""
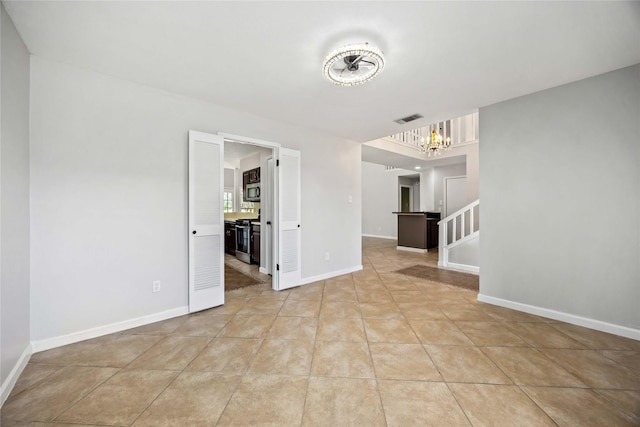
[{"left": 392, "top": 211, "right": 441, "bottom": 252}]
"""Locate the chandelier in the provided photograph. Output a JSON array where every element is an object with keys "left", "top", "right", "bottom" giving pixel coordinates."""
[
  {"left": 420, "top": 128, "right": 452, "bottom": 157},
  {"left": 322, "top": 43, "right": 385, "bottom": 86}
]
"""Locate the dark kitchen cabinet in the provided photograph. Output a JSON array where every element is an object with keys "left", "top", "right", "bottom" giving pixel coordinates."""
[
  {"left": 224, "top": 222, "right": 236, "bottom": 255},
  {"left": 249, "top": 168, "right": 260, "bottom": 183},
  {"left": 243, "top": 168, "right": 260, "bottom": 187},
  {"left": 251, "top": 223, "right": 260, "bottom": 265},
  {"left": 426, "top": 218, "right": 439, "bottom": 249}
]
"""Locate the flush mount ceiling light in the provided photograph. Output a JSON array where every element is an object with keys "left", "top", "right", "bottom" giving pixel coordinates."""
[{"left": 322, "top": 43, "right": 385, "bottom": 86}]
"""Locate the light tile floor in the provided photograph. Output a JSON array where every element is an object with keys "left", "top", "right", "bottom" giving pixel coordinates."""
[{"left": 3, "top": 237, "right": 640, "bottom": 426}]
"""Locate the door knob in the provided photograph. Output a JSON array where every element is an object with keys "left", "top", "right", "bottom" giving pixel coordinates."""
[{"left": 192, "top": 230, "right": 197, "bottom": 235}]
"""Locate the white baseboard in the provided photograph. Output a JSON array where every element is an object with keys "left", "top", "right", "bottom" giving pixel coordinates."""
[
  {"left": 31, "top": 306, "right": 189, "bottom": 353},
  {"left": 259, "top": 267, "right": 268, "bottom": 275},
  {"left": 1, "top": 343, "right": 32, "bottom": 406},
  {"left": 438, "top": 261, "right": 479, "bottom": 275},
  {"left": 477, "top": 294, "right": 640, "bottom": 341},
  {"left": 397, "top": 246, "right": 427, "bottom": 253},
  {"left": 299, "top": 265, "right": 363, "bottom": 286},
  {"left": 362, "top": 234, "right": 396, "bottom": 240}
]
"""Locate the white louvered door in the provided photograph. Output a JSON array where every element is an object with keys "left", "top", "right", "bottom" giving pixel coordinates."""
[
  {"left": 188, "top": 130, "right": 225, "bottom": 312},
  {"left": 276, "top": 148, "right": 301, "bottom": 290}
]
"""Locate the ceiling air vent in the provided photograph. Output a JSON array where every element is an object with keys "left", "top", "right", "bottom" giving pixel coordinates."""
[{"left": 394, "top": 114, "right": 423, "bottom": 125}]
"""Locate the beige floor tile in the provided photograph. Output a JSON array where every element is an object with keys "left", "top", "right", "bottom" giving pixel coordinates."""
[
  {"left": 170, "top": 314, "right": 233, "bottom": 336},
  {"left": 408, "top": 320, "right": 474, "bottom": 345},
  {"left": 236, "top": 298, "right": 285, "bottom": 316},
  {"left": 3, "top": 423, "right": 96, "bottom": 427},
  {"left": 358, "top": 302, "right": 404, "bottom": 319},
  {"left": 378, "top": 380, "right": 470, "bottom": 427},
  {"left": 257, "top": 289, "right": 290, "bottom": 300},
  {"left": 541, "top": 348, "right": 640, "bottom": 389},
  {"left": 481, "top": 347, "right": 585, "bottom": 387},
  {"left": 397, "top": 303, "right": 448, "bottom": 320},
  {"left": 316, "top": 317, "right": 366, "bottom": 342},
  {"left": 389, "top": 290, "right": 429, "bottom": 303},
  {"left": 287, "top": 282, "right": 324, "bottom": 300},
  {"left": 195, "top": 298, "right": 246, "bottom": 315},
  {"left": 127, "top": 336, "right": 209, "bottom": 370},
  {"left": 595, "top": 389, "right": 640, "bottom": 423},
  {"left": 383, "top": 281, "right": 418, "bottom": 292},
  {"left": 551, "top": 323, "right": 640, "bottom": 350},
  {"left": 455, "top": 321, "right": 528, "bottom": 346},
  {"left": 302, "top": 377, "right": 385, "bottom": 427},
  {"left": 1, "top": 366, "right": 118, "bottom": 422},
  {"left": 200, "top": 300, "right": 247, "bottom": 317},
  {"left": 121, "top": 316, "right": 189, "bottom": 335},
  {"left": 8, "top": 364, "right": 63, "bottom": 398},
  {"left": 370, "top": 343, "right": 441, "bottom": 381},
  {"left": 56, "top": 369, "right": 177, "bottom": 425},
  {"left": 29, "top": 335, "right": 162, "bottom": 367},
  {"left": 248, "top": 339, "right": 314, "bottom": 376},
  {"left": 310, "top": 341, "right": 374, "bottom": 378},
  {"left": 218, "top": 315, "right": 275, "bottom": 338},
  {"left": 506, "top": 322, "right": 588, "bottom": 349},
  {"left": 522, "top": 386, "right": 638, "bottom": 426},
  {"left": 11, "top": 237, "right": 640, "bottom": 426},
  {"left": 363, "top": 318, "right": 419, "bottom": 343},
  {"left": 278, "top": 299, "right": 321, "bottom": 317},
  {"left": 132, "top": 371, "right": 240, "bottom": 426},
  {"left": 440, "top": 304, "right": 496, "bottom": 321},
  {"left": 218, "top": 374, "right": 307, "bottom": 426},
  {"left": 425, "top": 345, "right": 511, "bottom": 384},
  {"left": 186, "top": 337, "right": 261, "bottom": 373},
  {"left": 449, "top": 383, "right": 556, "bottom": 427},
  {"left": 325, "top": 275, "right": 354, "bottom": 287},
  {"left": 319, "top": 300, "right": 361, "bottom": 318},
  {"left": 267, "top": 316, "right": 318, "bottom": 340},
  {"left": 323, "top": 287, "right": 358, "bottom": 302},
  {"left": 479, "top": 303, "right": 553, "bottom": 323},
  {"left": 600, "top": 350, "right": 640, "bottom": 375},
  {"left": 356, "top": 289, "right": 395, "bottom": 303}
]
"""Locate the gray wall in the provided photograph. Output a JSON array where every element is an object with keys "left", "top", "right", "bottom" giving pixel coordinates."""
[
  {"left": 29, "top": 56, "right": 362, "bottom": 344},
  {"left": 1, "top": 3, "right": 31, "bottom": 386},
  {"left": 480, "top": 64, "right": 640, "bottom": 330},
  {"left": 361, "top": 162, "right": 414, "bottom": 239}
]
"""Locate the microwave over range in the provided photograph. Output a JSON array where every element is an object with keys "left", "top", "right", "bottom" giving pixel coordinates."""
[
  {"left": 245, "top": 183, "right": 260, "bottom": 202},
  {"left": 243, "top": 167, "right": 261, "bottom": 202}
]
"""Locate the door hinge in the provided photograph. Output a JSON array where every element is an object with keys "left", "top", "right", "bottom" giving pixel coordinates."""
[
  {"left": 277, "top": 264, "right": 280, "bottom": 271},
  {"left": 276, "top": 159, "right": 280, "bottom": 167}
]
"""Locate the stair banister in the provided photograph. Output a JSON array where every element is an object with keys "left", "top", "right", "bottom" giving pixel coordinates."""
[{"left": 438, "top": 199, "right": 480, "bottom": 273}]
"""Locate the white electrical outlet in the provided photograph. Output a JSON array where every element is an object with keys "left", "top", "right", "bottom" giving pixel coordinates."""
[
  {"left": 325, "top": 252, "right": 330, "bottom": 261},
  {"left": 152, "top": 280, "right": 161, "bottom": 293}
]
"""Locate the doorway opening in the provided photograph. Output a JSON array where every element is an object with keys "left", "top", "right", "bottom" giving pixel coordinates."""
[
  {"left": 188, "top": 130, "right": 302, "bottom": 313},
  {"left": 223, "top": 139, "right": 274, "bottom": 292}
]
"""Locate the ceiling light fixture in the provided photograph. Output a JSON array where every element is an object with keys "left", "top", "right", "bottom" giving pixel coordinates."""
[
  {"left": 323, "top": 43, "right": 385, "bottom": 86},
  {"left": 420, "top": 126, "right": 452, "bottom": 157}
]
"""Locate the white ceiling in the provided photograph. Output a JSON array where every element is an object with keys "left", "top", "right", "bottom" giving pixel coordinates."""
[{"left": 4, "top": 1, "right": 640, "bottom": 143}]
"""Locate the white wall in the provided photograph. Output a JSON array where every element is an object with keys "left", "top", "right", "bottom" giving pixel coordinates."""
[
  {"left": 1, "top": 3, "right": 31, "bottom": 393},
  {"left": 29, "top": 56, "right": 362, "bottom": 344},
  {"left": 361, "top": 162, "right": 414, "bottom": 239},
  {"left": 433, "top": 163, "right": 467, "bottom": 215},
  {"left": 480, "top": 63, "right": 640, "bottom": 332}
]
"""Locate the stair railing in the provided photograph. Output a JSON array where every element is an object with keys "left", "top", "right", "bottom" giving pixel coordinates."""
[{"left": 438, "top": 199, "right": 480, "bottom": 269}]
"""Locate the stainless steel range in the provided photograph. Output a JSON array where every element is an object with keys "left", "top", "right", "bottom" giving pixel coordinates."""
[{"left": 235, "top": 219, "right": 252, "bottom": 263}]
